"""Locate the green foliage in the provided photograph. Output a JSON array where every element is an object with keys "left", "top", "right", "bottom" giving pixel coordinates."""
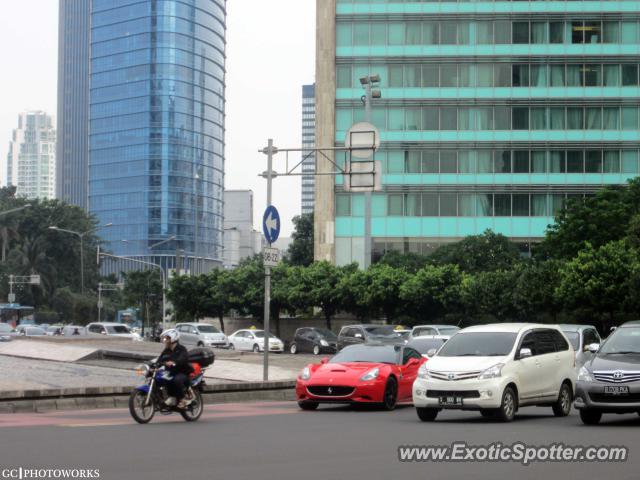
[
  {"left": 429, "top": 230, "right": 522, "bottom": 273},
  {"left": 377, "top": 250, "right": 429, "bottom": 273},
  {"left": 122, "top": 270, "right": 163, "bottom": 328},
  {"left": 286, "top": 213, "right": 314, "bottom": 267}
]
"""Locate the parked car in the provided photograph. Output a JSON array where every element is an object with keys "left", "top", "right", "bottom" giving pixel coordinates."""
[
  {"left": 337, "top": 324, "right": 406, "bottom": 350},
  {"left": 412, "top": 323, "right": 576, "bottom": 422},
  {"left": 175, "top": 322, "right": 229, "bottom": 348},
  {"left": 559, "top": 324, "right": 601, "bottom": 369},
  {"left": 86, "top": 322, "right": 142, "bottom": 341},
  {"left": 46, "top": 325, "right": 64, "bottom": 336},
  {"left": 61, "top": 325, "right": 86, "bottom": 336},
  {"left": 406, "top": 336, "right": 450, "bottom": 358},
  {"left": 575, "top": 320, "right": 640, "bottom": 425},
  {"left": 296, "top": 344, "right": 426, "bottom": 410},
  {"left": 20, "top": 326, "right": 47, "bottom": 337},
  {"left": 228, "top": 329, "right": 284, "bottom": 353},
  {"left": 0, "top": 323, "right": 13, "bottom": 341},
  {"left": 290, "top": 327, "right": 337, "bottom": 355},
  {"left": 409, "top": 324, "right": 460, "bottom": 340}
]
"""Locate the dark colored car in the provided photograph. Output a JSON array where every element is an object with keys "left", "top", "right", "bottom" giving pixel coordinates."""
[
  {"left": 575, "top": 321, "right": 640, "bottom": 425},
  {"left": 290, "top": 327, "right": 337, "bottom": 355},
  {"left": 406, "top": 336, "right": 450, "bottom": 357},
  {"left": 337, "top": 324, "right": 406, "bottom": 351}
]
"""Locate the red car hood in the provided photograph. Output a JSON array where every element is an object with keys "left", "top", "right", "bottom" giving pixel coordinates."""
[{"left": 307, "top": 362, "right": 387, "bottom": 384}]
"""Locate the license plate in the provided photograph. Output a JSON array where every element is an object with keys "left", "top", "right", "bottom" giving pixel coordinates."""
[
  {"left": 604, "top": 386, "right": 629, "bottom": 395},
  {"left": 439, "top": 396, "right": 463, "bottom": 407}
]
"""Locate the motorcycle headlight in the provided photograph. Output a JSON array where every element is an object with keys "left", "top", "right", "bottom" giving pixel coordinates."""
[
  {"left": 300, "top": 367, "right": 311, "bottom": 381},
  {"left": 417, "top": 364, "right": 429, "bottom": 379},
  {"left": 320, "top": 339, "right": 329, "bottom": 347},
  {"left": 360, "top": 367, "right": 380, "bottom": 382},
  {"left": 578, "top": 366, "right": 594, "bottom": 382},
  {"left": 135, "top": 364, "right": 150, "bottom": 376},
  {"left": 478, "top": 363, "right": 504, "bottom": 380}
]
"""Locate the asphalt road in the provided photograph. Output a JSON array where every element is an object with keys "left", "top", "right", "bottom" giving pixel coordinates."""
[{"left": 1, "top": 402, "right": 639, "bottom": 480}]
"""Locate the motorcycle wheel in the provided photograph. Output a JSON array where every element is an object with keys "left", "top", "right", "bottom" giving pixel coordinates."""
[
  {"left": 129, "top": 390, "right": 155, "bottom": 424},
  {"left": 180, "top": 390, "right": 204, "bottom": 422}
]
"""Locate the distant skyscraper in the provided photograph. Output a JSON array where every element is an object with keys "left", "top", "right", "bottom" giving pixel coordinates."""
[
  {"left": 7, "top": 111, "right": 56, "bottom": 200},
  {"left": 56, "top": 0, "right": 91, "bottom": 209},
  {"left": 223, "top": 190, "right": 262, "bottom": 267},
  {"left": 301, "top": 84, "right": 316, "bottom": 215},
  {"left": 84, "top": 0, "right": 227, "bottom": 275}
]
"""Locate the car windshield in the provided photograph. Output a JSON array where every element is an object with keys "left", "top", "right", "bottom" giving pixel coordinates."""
[
  {"left": 0, "top": 324, "right": 12, "bottom": 333},
  {"left": 330, "top": 345, "right": 398, "bottom": 364},
  {"left": 562, "top": 331, "right": 580, "bottom": 350},
  {"left": 437, "top": 332, "right": 517, "bottom": 357},
  {"left": 27, "top": 328, "right": 45, "bottom": 335},
  {"left": 107, "top": 325, "right": 131, "bottom": 334},
  {"left": 412, "top": 327, "right": 435, "bottom": 337},
  {"left": 365, "top": 326, "right": 402, "bottom": 337},
  {"left": 254, "top": 331, "right": 277, "bottom": 339},
  {"left": 314, "top": 329, "right": 337, "bottom": 340},
  {"left": 599, "top": 327, "right": 640, "bottom": 354},
  {"left": 438, "top": 327, "right": 460, "bottom": 336},
  {"left": 197, "top": 325, "right": 220, "bottom": 334},
  {"left": 408, "top": 338, "right": 448, "bottom": 354}
]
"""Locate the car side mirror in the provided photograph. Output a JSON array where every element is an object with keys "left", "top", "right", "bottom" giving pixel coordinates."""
[
  {"left": 587, "top": 343, "right": 600, "bottom": 353},
  {"left": 519, "top": 348, "right": 532, "bottom": 359},
  {"left": 426, "top": 348, "right": 438, "bottom": 358},
  {"left": 320, "top": 357, "right": 329, "bottom": 364}
]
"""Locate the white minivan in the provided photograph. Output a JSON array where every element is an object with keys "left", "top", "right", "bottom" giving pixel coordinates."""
[{"left": 412, "top": 323, "right": 576, "bottom": 422}]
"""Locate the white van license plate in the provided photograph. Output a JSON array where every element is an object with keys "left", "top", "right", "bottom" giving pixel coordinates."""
[{"left": 439, "top": 396, "right": 463, "bottom": 406}]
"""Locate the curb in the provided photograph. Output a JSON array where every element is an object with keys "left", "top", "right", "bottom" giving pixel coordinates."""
[{"left": 0, "top": 381, "right": 296, "bottom": 414}]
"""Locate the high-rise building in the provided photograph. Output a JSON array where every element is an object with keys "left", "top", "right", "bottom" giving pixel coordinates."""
[
  {"left": 301, "top": 84, "right": 316, "bottom": 214},
  {"left": 87, "top": 0, "right": 227, "bottom": 275},
  {"left": 316, "top": 0, "right": 640, "bottom": 266},
  {"left": 57, "top": 0, "right": 91, "bottom": 209},
  {"left": 7, "top": 111, "right": 56, "bottom": 200},
  {"left": 223, "top": 190, "right": 262, "bottom": 267}
]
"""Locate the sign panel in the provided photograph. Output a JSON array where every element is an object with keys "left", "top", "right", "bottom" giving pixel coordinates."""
[
  {"left": 263, "top": 247, "right": 281, "bottom": 267},
  {"left": 262, "top": 205, "right": 281, "bottom": 244}
]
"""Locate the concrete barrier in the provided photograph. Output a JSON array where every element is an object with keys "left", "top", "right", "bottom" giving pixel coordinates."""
[{"left": 0, "top": 380, "right": 296, "bottom": 414}]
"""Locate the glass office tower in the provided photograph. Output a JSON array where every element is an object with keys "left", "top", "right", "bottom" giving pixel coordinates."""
[
  {"left": 301, "top": 84, "right": 316, "bottom": 214},
  {"left": 89, "top": 0, "right": 226, "bottom": 274},
  {"left": 316, "top": 0, "right": 640, "bottom": 266}
]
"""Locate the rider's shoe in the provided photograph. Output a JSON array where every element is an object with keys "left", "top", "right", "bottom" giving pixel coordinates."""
[{"left": 177, "top": 398, "right": 190, "bottom": 409}]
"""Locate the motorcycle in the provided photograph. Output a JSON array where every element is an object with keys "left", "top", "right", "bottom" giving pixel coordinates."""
[{"left": 129, "top": 348, "right": 214, "bottom": 424}]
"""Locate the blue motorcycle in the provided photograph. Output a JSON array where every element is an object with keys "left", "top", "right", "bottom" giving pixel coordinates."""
[{"left": 129, "top": 348, "right": 214, "bottom": 424}]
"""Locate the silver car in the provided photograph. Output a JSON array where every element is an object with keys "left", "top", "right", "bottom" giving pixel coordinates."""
[
  {"left": 560, "top": 324, "right": 601, "bottom": 368},
  {"left": 176, "top": 323, "right": 229, "bottom": 348}
]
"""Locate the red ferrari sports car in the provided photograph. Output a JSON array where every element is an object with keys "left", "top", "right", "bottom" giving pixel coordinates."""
[{"left": 296, "top": 344, "right": 427, "bottom": 410}]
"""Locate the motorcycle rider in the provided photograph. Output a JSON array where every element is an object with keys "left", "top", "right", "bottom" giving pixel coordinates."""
[{"left": 159, "top": 329, "right": 193, "bottom": 409}]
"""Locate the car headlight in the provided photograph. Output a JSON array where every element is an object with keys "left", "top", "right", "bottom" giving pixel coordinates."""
[
  {"left": 320, "top": 339, "right": 328, "bottom": 347},
  {"left": 360, "top": 367, "right": 380, "bottom": 382},
  {"left": 417, "top": 364, "right": 429, "bottom": 379},
  {"left": 478, "top": 363, "right": 504, "bottom": 380},
  {"left": 578, "top": 366, "right": 594, "bottom": 382},
  {"left": 300, "top": 367, "right": 311, "bottom": 381}
]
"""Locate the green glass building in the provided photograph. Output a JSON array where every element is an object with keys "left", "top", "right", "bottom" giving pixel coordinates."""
[{"left": 314, "top": 0, "right": 640, "bottom": 266}]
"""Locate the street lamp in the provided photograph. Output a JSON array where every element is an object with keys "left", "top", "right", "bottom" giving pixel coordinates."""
[
  {"left": 49, "top": 222, "right": 113, "bottom": 294},
  {"left": 0, "top": 204, "right": 32, "bottom": 217}
]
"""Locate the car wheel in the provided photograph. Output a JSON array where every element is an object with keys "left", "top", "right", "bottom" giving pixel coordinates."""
[
  {"left": 312, "top": 345, "right": 320, "bottom": 355},
  {"left": 579, "top": 409, "right": 602, "bottom": 425},
  {"left": 298, "top": 401, "right": 319, "bottom": 411},
  {"left": 253, "top": 344, "right": 260, "bottom": 353},
  {"left": 381, "top": 377, "right": 398, "bottom": 411},
  {"left": 416, "top": 407, "right": 438, "bottom": 422},
  {"left": 495, "top": 386, "right": 517, "bottom": 422},
  {"left": 290, "top": 343, "right": 297, "bottom": 354},
  {"left": 552, "top": 382, "right": 573, "bottom": 417},
  {"left": 229, "top": 343, "right": 235, "bottom": 350},
  {"left": 197, "top": 342, "right": 204, "bottom": 347}
]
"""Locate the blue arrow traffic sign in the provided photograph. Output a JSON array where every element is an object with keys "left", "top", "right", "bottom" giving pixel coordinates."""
[{"left": 262, "top": 205, "right": 281, "bottom": 245}]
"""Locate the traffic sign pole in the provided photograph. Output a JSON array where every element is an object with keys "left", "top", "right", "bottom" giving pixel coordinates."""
[{"left": 263, "top": 139, "right": 275, "bottom": 381}]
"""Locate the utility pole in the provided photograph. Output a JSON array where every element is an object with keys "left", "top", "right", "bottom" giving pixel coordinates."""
[{"left": 262, "top": 138, "right": 276, "bottom": 381}]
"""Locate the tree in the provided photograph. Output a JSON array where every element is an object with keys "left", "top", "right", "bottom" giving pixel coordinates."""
[
  {"left": 460, "top": 270, "right": 520, "bottom": 322},
  {"left": 123, "top": 270, "right": 163, "bottom": 334},
  {"left": 377, "top": 250, "right": 429, "bottom": 273},
  {"left": 512, "top": 259, "right": 564, "bottom": 322},
  {"left": 304, "top": 261, "right": 352, "bottom": 329},
  {"left": 361, "top": 264, "right": 409, "bottom": 321},
  {"left": 555, "top": 241, "right": 639, "bottom": 329},
  {"left": 429, "top": 230, "right": 522, "bottom": 273},
  {"left": 400, "top": 265, "right": 465, "bottom": 322},
  {"left": 286, "top": 213, "right": 314, "bottom": 267}
]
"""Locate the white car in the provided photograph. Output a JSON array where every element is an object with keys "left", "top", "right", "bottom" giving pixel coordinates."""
[
  {"left": 412, "top": 323, "right": 576, "bottom": 422},
  {"left": 409, "top": 324, "right": 460, "bottom": 340},
  {"left": 228, "top": 329, "right": 284, "bottom": 353},
  {"left": 86, "top": 322, "right": 142, "bottom": 341},
  {"left": 176, "top": 322, "right": 229, "bottom": 348}
]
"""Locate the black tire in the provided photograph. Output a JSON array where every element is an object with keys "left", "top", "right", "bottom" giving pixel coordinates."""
[
  {"left": 180, "top": 390, "right": 204, "bottom": 422},
  {"left": 290, "top": 343, "right": 297, "bottom": 354},
  {"left": 580, "top": 409, "right": 602, "bottom": 425},
  {"left": 416, "top": 407, "right": 439, "bottom": 422},
  {"left": 381, "top": 377, "right": 398, "bottom": 411},
  {"left": 253, "top": 344, "right": 260, "bottom": 353},
  {"left": 229, "top": 343, "right": 235, "bottom": 350},
  {"left": 128, "top": 390, "right": 155, "bottom": 424},
  {"left": 298, "top": 401, "right": 319, "bottom": 411},
  {"left": 312, "top": 345, "right": 320, "bottom": 355},
  {"left": 197, "top": 341, "right": 204, "bottom": 347},
  {"left": 552, "top": 383, "right": 573, "bottom": 417},
  {"left": 495, "top": 386, "right": 517, "bottom": 422}
]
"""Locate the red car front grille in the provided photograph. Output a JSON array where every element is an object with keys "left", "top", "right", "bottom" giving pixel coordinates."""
[{"left": 307, "top": 386, "right": 355, "bottom": 397}]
